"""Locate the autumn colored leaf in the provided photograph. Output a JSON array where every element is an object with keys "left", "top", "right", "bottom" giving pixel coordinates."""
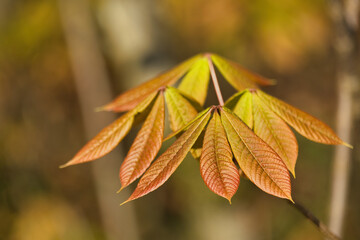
[
  {"left": 165, "top": 87, "right": 199, "bottom": 132},
  {"left": 220, "top": 108, "right": 292, "bottom": 201},
  {"left": 178, "top": 57, "right": 210, "bottom": 106},
  {"left": 122, "top": 109, "right": 212, "bottom": 204},
  {"left": 211, "top": 54, "right": 275, "bottom": 91},
  {"left": 61, "top": 93, "right": 158, "bottom": 168},
  {"left": 99, "top": 54, "right": 202, "bottom": 112},
  {"left": 252, "top": 93, "right": 298, "bottom": 176},
  {"left": 119, "top": 94, "right": 165, "bottom": 190},
  {"left": 256, "top": 90, "right": 350, "bottom": 147},
  {"left": 200, "top": 111, "right": 239, "bottom": 202}
]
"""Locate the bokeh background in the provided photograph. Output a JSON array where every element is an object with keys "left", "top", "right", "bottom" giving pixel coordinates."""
[{"left": 0, "top": 0, "right": 359, "bottom": 239}]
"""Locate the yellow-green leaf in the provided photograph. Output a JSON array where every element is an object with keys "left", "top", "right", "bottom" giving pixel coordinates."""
[
  {"left": 99, "top": 54, "right": 202, "bottom": 112},
  {"left": 256, "top": 90, "right": 350, "bottom": 147},
  {"left": 165, "top": 86, "right": 198, "bottom": 132},
  {"left": 252, "top": 93, "right": 298, "bottom": 177},
  {"left": 122, "top": 109, "right": 212, "bottom": 204},
  {"left": 61, "top": 93, "right": 158, "bottom": 168},
  {"left": 163, "top": 107, "right": 210, "bottom": 141},
  {"left": 200, "top": 111, "right": 239, "bottom": 202},
  {"left": 232, "top": 90, "right": 253, "bottom": 129},
  {"left": 178, "top": 57, "right": 210, "bottom": 106},
  {"left": 220, "top": 108, "right": 292, "bottom": 201},
  {"left": 211, "top": 54, "right": 275, "bottom": 91},
  {"left": 119, "top": 94, "right": 165, "bottom": 189}
]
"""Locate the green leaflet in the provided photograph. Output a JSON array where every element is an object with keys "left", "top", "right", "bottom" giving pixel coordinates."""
[
  {"left": 165, "top": 87, "right": 199, "bottom": 132},
  {"left": 232, "top": 91, "right": 253, "bottom": 129},
  {"left": 178, "top": 57, "right": 210, "bottom": 106},
  {"left": 163, "top": 107, "right": 210, "bottom": 141}
]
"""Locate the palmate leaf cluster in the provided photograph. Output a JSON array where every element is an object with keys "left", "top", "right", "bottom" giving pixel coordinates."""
[{"left": 62, "top": 53, "right": 349, "bottom": 204}]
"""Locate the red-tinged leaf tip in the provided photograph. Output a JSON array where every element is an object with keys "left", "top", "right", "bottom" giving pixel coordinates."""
[
  {"left": 61, "top": 93, "right": 158, "bottom": 168},
  {"left": 256, "top": 90, "right": 346, "bottom": 146},
  {"left": 124, "top": 109, "right": 212, "bottom": 203}
]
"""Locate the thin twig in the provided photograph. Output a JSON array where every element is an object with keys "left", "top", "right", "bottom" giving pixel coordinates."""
[
  {"left": 205, "top": 53, "right": 224, "bottom": 106},
  {"left": 288, "top": 200, "right": 341, "bottom": 240}
]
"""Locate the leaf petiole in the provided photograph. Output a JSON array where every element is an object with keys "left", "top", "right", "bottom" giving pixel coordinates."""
[{"left": 205, "top": 53, "right": 224, "bottom": 106}]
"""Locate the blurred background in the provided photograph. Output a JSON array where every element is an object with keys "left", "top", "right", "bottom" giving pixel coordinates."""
[{"left": 0, "top": 0, "right": 359, "bottom": 239}]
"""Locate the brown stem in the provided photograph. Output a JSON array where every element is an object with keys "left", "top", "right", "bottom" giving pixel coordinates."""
[
  {"left": 288, "top": 200, "right": 341, "bottom": 240},
  {"left": 205, "top": 53, "right": 224, "bottom": 106}
]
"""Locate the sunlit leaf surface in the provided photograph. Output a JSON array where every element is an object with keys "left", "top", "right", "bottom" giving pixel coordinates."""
[
  {"left": 178, "top": 57, "right": 210, "bottom": 106},
  {"left": 61, "top": 93, "right": 157, "bottom": 168},
  {"left": 221, "top": 108, "right": 292, "bottom": 201},
  {"left": 211, "top": 54, "right": 275, "bottom": 91},
  {"left": 200, "top": 111, "right": 239, "bottom": 202},
  {"left": 123, "top": 109, "right": 212, "bottom": 204},
  {"left": 100, "top": 54, "right": 202, "bottom": 112},
  {"left": 252, "top": 93, "right": 298, "bottom": 176},
  {"left": 120, "top": 94, "right": 165, "bottom": 189},
  {"left": 256, "top": 90, "right": 348, "bottom": 146}
]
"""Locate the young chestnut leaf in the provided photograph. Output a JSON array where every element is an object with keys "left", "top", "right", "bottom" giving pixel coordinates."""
[
  {"left": 165, "top": 86, "right": 203, "bottom": 158},
  {"left": 178, "top": 57, "right": 210, "bottom": 106},
  {"left": 211, "top": 54, "right": 275, "bottom": 91},
  {"left": 122, "top": 108, "right": 212, "bottom": 204},
  {"left": 252, "top": 93, "right": 298, "bottom": 177},
  {"left": 220, "top": 108, "right": 292, "bottom": 201},
  {"left": 256, "top": 90, "right": 352, "bottom": 147},
  {"left": 163, "top": 107, "right": 210, "bottom": 141},
  {"left": 165, "top": 87, "right": 199, "bottom": 133},
  {"left": 119, "top": 93, "right": 165, "bottom": 190},
  {"left": 61, "top": 92, "right": 158, "bottom": 168},
  {"left": 99, "top": 54, "right": 202, "bottom": 112},
  {"left": 200, "top": 111, "right": 240, "bottom": 203},
  {"left": 232, "top": 91, "right": 254, "bottom": 129}
]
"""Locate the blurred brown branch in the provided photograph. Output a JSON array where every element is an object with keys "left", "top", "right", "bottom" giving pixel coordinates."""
[
  {"left": 57, "top": 0, "right": 139, "bottom": 239},
  {"left": 328, "top": 0, "right": 359, "bottom": 237}
]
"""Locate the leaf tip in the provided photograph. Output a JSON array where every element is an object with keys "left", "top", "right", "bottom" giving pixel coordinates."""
[
  {"left": 290, "top": 169, "right": 296, "bottom": 179},
  {"left": 120, "top": 198, "right": 132, "bottom": 206},
  {"left": 59, "top": 162, "right": 70, "bottom": 169},
  {"left": 288, "top": 197, "right": 295, "bottom": 204},
  {"left": 117, "top": 186, "right": 125, "bottom": 194},
  {"left": 95, "top": 106, "right": 107, "bottom": 112},
  {"left": 342, "top": 142, "right": 353, "bottom": 149}
]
